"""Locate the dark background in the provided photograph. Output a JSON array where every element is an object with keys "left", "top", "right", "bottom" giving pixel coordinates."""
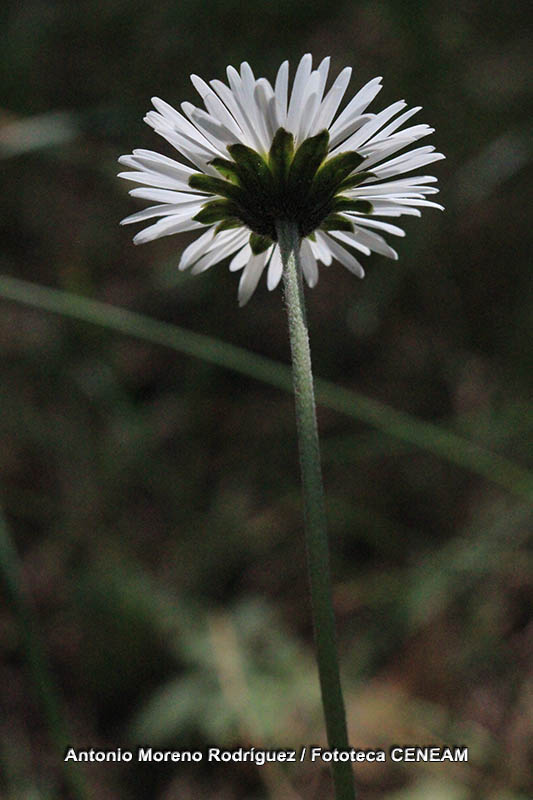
[{"left": 1, "top": 1, "right": 532, "bottom": 798}]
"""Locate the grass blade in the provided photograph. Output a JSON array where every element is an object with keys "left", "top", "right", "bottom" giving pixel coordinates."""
[
  {"left": 0, "top": 504, "right": 87, "bottom": 799},
  {"left": 0, "top": 274, "right": 531, "bottom": 501}
]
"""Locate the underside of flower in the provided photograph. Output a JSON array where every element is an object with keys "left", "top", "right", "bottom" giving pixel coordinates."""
[
  {"left": 190, "top": 128, "right": 373, "bottom": 249},
  {"left": 118, "top": 55, "right": 444, "bottom": 305}
]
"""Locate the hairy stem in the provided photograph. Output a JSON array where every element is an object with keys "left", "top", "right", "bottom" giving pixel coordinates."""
[{"left": 276, "top": 220, "right": 356, "bottom": 800}]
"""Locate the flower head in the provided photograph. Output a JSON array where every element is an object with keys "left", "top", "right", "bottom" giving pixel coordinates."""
[{"left": 119, "top": 55, "right": 444, "bottom": 305}]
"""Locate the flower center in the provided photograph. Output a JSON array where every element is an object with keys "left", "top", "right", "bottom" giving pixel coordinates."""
[{"left": 189, "top": 128, "right": 373, "bottom": 254}]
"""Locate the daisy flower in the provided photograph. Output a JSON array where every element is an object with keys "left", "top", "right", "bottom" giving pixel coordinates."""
[{"left": 118, "top": 54, "right": 444, "bottom": 306}]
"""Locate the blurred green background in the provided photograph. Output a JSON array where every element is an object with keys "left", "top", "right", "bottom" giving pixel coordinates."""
[{"left": 1, "top": 1, "right": 532, "bottom": 798}]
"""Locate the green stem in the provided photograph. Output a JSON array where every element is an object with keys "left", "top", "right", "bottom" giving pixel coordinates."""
[
  {"left": 0, "top": 505, "right": 86, "bottom": 800},
  {"left": 276, "top": 220, "right": 356, "bottom": 800}
]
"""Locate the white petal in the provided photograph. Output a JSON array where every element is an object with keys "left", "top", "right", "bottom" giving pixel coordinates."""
[
  {"left": 118, "top": 170, "right": 197, "bottom": 192},
  {"left": 133, "top": 215, "right": 204, "bottom": 245},
  {"left": 361, "top": 174, "right": 439, "bottom": 188},
  {"left": 334, "top": 227, "right": 398, "bottom": 260},
  {"left": 371, "top": 123, "right": 434, "bottom": 144},
  {"left": 358, "top": 127, "right": 435, "bottom": 169},
  {"left": 298, "top": 61, "right": 330, "bottom": 140},
  {"left": 190, "top": 74, "right": 244, "bottom": 139},
  {"left": 182, "top": 103, "right": 239, "bottom": 149},
  {"left": 300, "top": 238, "right": 319, "bottom": 287},
  {"left": 361, "top": 191, "right": 427, "bottom": 200},
  {"left": 328, "top": 114, "right": 374, "bottom": 151},
  {"left": 328, "top": 77, "right": 383, "bottom": 146},
  {"left": 370, "top": 146, "right": 445, "bottom": 178},
  {"left": 312, "top": 231, "right": 334, "bottom": 265},
  {"left": 225, "top": 66, "right": 267, "bottom": 152},
  {"left": 238, "top": 250, "right": 269, "bottom": 306},
  {"left": 240, "top": 60, "right": 256, "bottom": 89},
  {"left": 332, "top": 101, "right": 407, "bottom": 154},
  {"left": 329, "top": 229, "right": 371, "bottom": 256},
  {"left": 349, "top": 217, "right": 406, "bottom": 236},
  {"left": 121, "top": 203, "right": 189, "bottom": 226},
  {"left": 266, "top": 94, "right": 279, "bottom": 141},
  {"left": 347, "top": 181, "right": 438, "bottom": 197},
  {"left": 296, "top": 85, "right": 320, "bottom": 143},
  {"left": 209, "top": 78, "right": 259, "bottom": 150},
  {"left": 144, "top": 118, "right": 220, "bottom": 174},
  {"left": 267, "top": 245, "right": 283, "bottom": 290},
  {"left": 286, "top": 53, "right": 313, "bottom": 135},
  {"left": 145, "top": 113, "right": 223, "bottom": 165},
  {"left": 353, "top": 203, "right": 421, "bottom": 217},
  {"left": 150, "top": 98, "right": 223, "bottom": 158},
  {"left": 274, "top": 60, "right": 289, "bottom": 127},
  {"left": 310, "top": 66, "right": 352, "bottom": 134},
  {"left": 373, "top": 153, "right": 445, "bottom": 179},
  {"left": 315, "top": 57, "right": 330, "bottom": 101},
  {"left": 323, "top": 234, "right": 365, "bottom": 277},
  {"left": 178, "top": 228, "right": 217, "bottom": 270},
  {"left": 331, "top": 76, "right": 382, "bottom": 125},
  {"left": 387, "top": 197, "right": 444, "bottom": 210},
  {"left": 121, "top": 150, "right": 196, "bottom": 182},
  {"left": 371, "top": 106, "right": 422, "bottom": 141},
  {"left": 229, "top": 243, "right": 252, "bottom": 272},
  {"left": 238, "top": 61, "right": 270, "bottom": 152},
  {"left": 191, "top": 228, "right": 249, "bottom": 274},
  {"left": 128, "top": 187, "right": 206, "bottom": 205},
  {"left": 252, "top": 79, "right": 276, "bottom": 148}
]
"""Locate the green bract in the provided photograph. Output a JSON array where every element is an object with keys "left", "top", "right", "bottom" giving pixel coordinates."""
[{"left": 190, "top": 128, "right": 373, "bottom": 250}]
